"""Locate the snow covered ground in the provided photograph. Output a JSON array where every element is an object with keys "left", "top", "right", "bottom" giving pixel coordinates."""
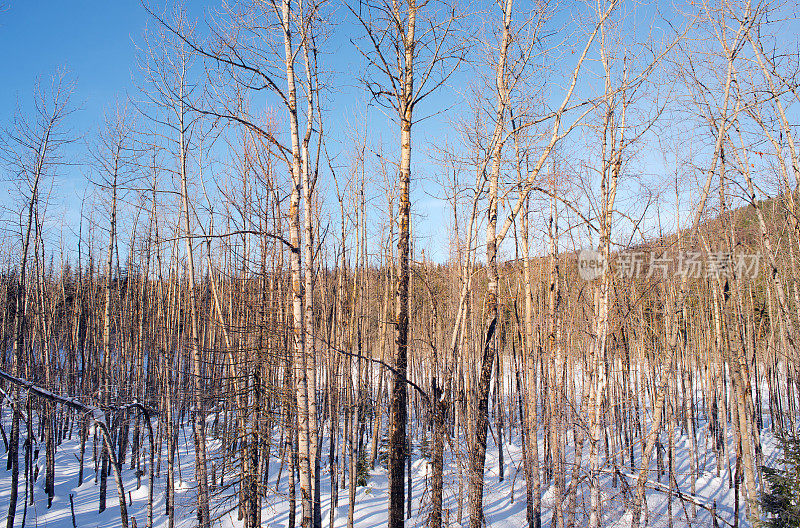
[{"left": 0, "top": 411, "right": 783, "bottom": 528}]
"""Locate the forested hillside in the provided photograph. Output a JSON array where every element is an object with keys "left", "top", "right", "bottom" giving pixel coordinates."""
[{"left": 0, "top": 0, "right": 799, "bottom": 527}]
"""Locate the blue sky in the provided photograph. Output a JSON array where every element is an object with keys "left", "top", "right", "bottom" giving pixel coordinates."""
[
  {"left": 0, "top": 0, "right": 727, "bottom": 266},
  {"left": 1, "top": 2, "right": 138, "bottom": 252},
  {"left": 0, "top": 2, "right": 193, "bottom": 138},
  {"left": 0, "top": 2, "right": 201, "bottom": 256},
  {"left": 0, "top": 0, "right": 467, "bottom": 263}
]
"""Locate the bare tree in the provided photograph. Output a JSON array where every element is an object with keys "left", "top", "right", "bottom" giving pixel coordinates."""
[
  {"left": 348, "top": 0, "right": 466, "bottom": 524},
  {"left": 137, "top": 8, "right": 212, "bottom": 526},
  {"left": 0, "top": 69, "right": 76, "bottom": 528}
]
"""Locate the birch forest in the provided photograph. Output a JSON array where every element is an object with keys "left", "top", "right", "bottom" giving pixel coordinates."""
[{"left": 0, "top": 0, "right": 799, "bottom": 526}]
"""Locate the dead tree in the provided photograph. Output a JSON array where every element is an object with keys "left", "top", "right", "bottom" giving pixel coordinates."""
[
  {"left": 348, "top": 0, "right": 466, "bottom": 523},
  {"left": 0, "top": 70, "right": 75, "bottom": 528}
]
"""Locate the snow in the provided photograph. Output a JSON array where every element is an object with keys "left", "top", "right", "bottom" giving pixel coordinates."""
[{"left": 0, "top": 391, "right": 786, "bottom": 527}]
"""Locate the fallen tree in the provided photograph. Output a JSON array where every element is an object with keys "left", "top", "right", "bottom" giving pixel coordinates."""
[{"left": 0, "top": 368, "right": 157, "bottom": 528}]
